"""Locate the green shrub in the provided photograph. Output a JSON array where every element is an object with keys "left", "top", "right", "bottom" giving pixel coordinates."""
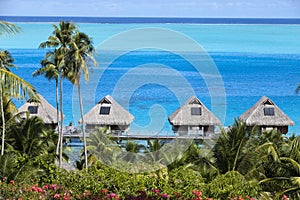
[{"left": 204, "top": 171, "right": 259, "bottom": 199}]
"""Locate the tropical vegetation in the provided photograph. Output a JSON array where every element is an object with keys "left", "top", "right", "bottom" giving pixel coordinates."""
[
  {"left": 1, "top": 20, "right": 300, "bottom": 199},
  {"left": 35, "top": 21, "right": 97, "bottom": 169}
]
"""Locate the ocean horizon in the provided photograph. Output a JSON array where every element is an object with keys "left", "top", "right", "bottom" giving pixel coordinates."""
[
  {"left": 1, "top": 16, "right": 300, "bottom": 24},
  {"left": 0, "top": 17, "right": 299, "bottom": 135}
]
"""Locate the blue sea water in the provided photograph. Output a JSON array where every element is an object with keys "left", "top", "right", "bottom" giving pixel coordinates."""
[{"left": 0, "top": 18, "right": 299, "bottom": 135}]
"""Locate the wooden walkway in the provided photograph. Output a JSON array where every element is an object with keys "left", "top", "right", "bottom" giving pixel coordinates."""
[{"left": 64, "top": 133, "right": 212, "bottom": 141}]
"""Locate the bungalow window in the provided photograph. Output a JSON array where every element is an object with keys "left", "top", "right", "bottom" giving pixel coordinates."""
[
  {"left": 264, "top": 107, "right": 274, "bottom": 116},
  {"left": 28, "top": 106, "right": 38, "bottom": 114},
  {"left": 191, "top": 107, "right": 201, "bottom": 115},
  {"left": 100, "top": 106, "right": 110, "bottom": 115}
]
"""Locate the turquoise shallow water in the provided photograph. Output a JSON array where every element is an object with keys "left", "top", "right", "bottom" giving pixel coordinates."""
[{"left": 1, "top": 23, "right": 299, "bottom": 135}]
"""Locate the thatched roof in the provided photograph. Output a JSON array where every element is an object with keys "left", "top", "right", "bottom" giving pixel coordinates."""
[
  {"left": 168, "top": 96, "right": 221, "bottom": 126},
  {"left": 18, "top": 94, "right": 62, "bottom": 124},
  {"left": 80, "top": 95, "right": 134, "bottom": 125},
  {"left": 238, "top": 96, "right": 294, "bottom": 126}
]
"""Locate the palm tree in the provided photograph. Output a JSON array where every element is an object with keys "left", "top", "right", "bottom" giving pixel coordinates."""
[
  {"left": 211, "top": 120, "right": 279, "bottom": 180},
  {"left": 0, "top": 22, "right": 36, "bottom": 155},
  {"left": 33, "top": 50, "right": 60, "bottom": 154},
  {"left": 0, "top": 51, "right": 16, "bottom": 156},
  {"left": 260, "top": 136, "right": 300, "bottom": 198},
  {"left": 0, "top": 50, "right": 17, "bottom": 70},
  {"left": 86, "top": 128, "right": 121, "bottom": 166},
  {"left": 66, "top": 31, "right": 97, "bottom": 169},
  {"left": 0, "top": 21, "right": 20, "bottom": 35},
  {"left": 8, "top": 115, "right": 56, "bottom": 158},
  {"left": 39, "top": 21, "right": 77, "bottom": 168},
  {"left": 0, "top": 69, "right": 36, "bottom": 155}
]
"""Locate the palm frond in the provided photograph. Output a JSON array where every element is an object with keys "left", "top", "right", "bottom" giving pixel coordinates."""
[{"left": 0, "top": 21, "right": 21, "bottom": 36}]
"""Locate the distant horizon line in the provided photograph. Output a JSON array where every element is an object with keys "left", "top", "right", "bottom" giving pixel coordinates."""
[
  {"left": 1, "top": 16, "right": 300, "bottom": 24},
  {"left": 1, "top": 15, "right": 300, "bottom": 18}
]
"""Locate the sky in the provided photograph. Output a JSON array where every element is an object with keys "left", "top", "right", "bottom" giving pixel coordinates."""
[{"left": 0, "top": 0, "right": 300, "bottom": 18}]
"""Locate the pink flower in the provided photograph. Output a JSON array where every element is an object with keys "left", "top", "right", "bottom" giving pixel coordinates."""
[
  {"left": 31, "top": 185, "right": 38, "bottom": 192},
  {"left": 152, "top": 189, "right": 160, "bottom": 194},
  {"left": 159, "top": 193, "right": 170, "bottom": 198},
  {"left": 54, "top": 193, "right": 60, "bottom": 199},
  {"left": 109, "top": 193, "right": 117, "bottom": 197},
  {"left": 43, "top": 184, "right": 49, "bottom": 190},
  {"left": 50, "top": 184, "right": 57, "bottom": 190},
  {"left": 192, "top": 190, "right": 202, "bottom": 197},
  {"left": 10, "top": 180, "right": 15, "bottom": 185},
  {"left": 104, "top": 193, "right": 119, "bottom": 199},
  {"left": 282, "top": 195, "right": 289, "bottom": 200},
  {"left": 37, "top": 187, "right": 43, "bottom": 193},
  {"left": 245, "top": 196, "right": 250, "bottom": 199}
]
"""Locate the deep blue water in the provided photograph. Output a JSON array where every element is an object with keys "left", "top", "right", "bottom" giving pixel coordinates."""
[
  {"left": 9, "top": 49, "right": 300, "bottom": 135},
  {"left": 1, "top": 21, "right": 299, "bottom": 135}
]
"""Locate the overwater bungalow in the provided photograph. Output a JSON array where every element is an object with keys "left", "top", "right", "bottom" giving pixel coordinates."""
[
  {"left": 168, "top": 96, "right": 221, "bottom": 136},
  {"left": 18, "top": 94, "right": 62, "bottom": 129},
  {"left": 80, "top": 95, "right": 134, "bottom": 133},
  {"left": 238, "top": 96, "right": 294, "bottom": 134}
]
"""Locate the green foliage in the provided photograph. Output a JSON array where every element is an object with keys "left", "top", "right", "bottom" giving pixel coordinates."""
[{"left": 204, "top": 171, "right": 259, "bottom": 199}]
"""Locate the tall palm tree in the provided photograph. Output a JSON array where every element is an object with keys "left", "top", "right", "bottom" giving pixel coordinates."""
[
  {"left": 0, "top": 22, "right": 36, "bottom": 155},
  {"left": 33, "top": 50, "right": 60, "bottom": 154},
  {"left": 0, "top": 22, "right": 21, "bottom": 156},
  {"left": 0, "top": 51, "right": 17, "bottom": 145},
  {"left": 39, "top": 21, "right": 77, "bottom": 168},
  {"left": 66, "top": 31, "right": 97, "bottom": 169},
  {"left": 0, "top": 69, "right": 36, "bottom": 155}
]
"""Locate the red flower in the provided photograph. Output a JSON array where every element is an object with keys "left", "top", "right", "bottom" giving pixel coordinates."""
[
  {"left": 31, "top": 185, "right": 38, "bottom": 192},
  {"left": 10, "top": 180, "right": 15, "bottom": 185},
  {"left": 54, "top": 193, "right": 60, "bottom": 199},
  {"left": 192, "top": 190, "right": 203, "bottom": 197},
  {"left": 100, "top": 189, "right": 109, "bottom": 194}
]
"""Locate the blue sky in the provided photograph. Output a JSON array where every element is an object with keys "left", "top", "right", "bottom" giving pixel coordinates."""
[{"left": 0, "top": 0, "right": 300, "bottom": 18}]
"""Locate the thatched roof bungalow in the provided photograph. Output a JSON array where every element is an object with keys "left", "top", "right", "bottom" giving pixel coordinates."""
[
  {"left": 168, "top": 96, "right": 221, "bottom": 136},
  {"left": 18, "top": 94, "right": 62, "bottom": 129},
  {"left": 238, "top": 96, "right": 294, "bottom": 134},
  {"left": 80, "top": 95, "right": 134, "bottom": 133}
]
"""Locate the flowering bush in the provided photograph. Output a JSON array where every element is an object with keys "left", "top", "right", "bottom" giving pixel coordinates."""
[
  {"left": 0, "top": 166, "right": 261, "bottom": 199},
  {"left": 1, "top": 179, "right": 260, "bottom": 200}
]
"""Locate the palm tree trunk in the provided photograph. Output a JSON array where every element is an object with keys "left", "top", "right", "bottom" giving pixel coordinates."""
[
  {"left": 78, "top": 78, "right": 88, "bottom": 169},
  {"left": 59, "top": 74, "right": 64, "bottom": 168},
  {"left": 55, "top": 78, "right": 60, "bottom": 155},
  {"left": 0, "top": 91, "right": 5, "bottom": 156}
]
